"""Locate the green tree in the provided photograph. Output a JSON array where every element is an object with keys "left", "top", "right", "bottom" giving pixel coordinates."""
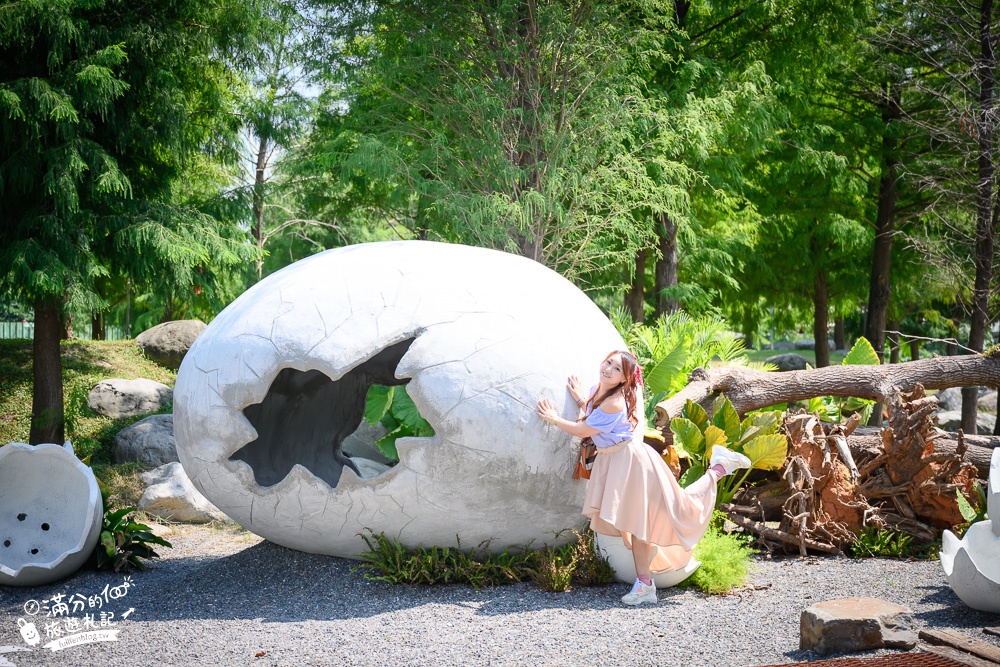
[
  {"left": 0, "top": 0, "right": 258, "bottom": 444},
  {"left": 882, "top": 0, "right": 1000, "bottom": 432},
  {"left": 303, "top": 0, "right": 703, "bottom": 282},
  {"left": 234, "top": 0, "right": 320, "bottom": 281}
]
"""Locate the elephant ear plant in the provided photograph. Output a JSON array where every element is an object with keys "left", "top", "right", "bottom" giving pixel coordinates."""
[
  {"left": 90, "top": 487, "right": 172, "bottom": 572},
  {"left": 670, "top": 396, "right": 787, "bottom": 506}
]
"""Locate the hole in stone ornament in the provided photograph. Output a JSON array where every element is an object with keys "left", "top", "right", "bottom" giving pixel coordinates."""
[
  {"left": 231, "top": 338, "right": 434, "bottom": 488},
  {"left": 16, "top": 513, "right": 26, "bottom": 521},
  {"left": 3, "top": 540, "right": 9, "bottom": 547},
  {"left": 41, "top": 523, "right": 50, "bottom": 531},
  {"left": 30, "top": 548, "right": 38, "bottom": 555}
]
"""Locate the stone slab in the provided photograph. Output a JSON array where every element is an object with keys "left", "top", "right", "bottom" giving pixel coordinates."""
[{"left": 800, "top": 597, "right": 918, "bottom": 655}]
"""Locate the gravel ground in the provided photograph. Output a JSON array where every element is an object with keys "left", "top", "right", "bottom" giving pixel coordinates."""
[{"left": 2, "top": 523, "right": 999, "bottom": 667}]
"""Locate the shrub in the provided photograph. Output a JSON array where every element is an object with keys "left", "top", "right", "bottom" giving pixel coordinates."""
[{"left": 681, "top": 512, "right": 756, "bottom": 594}]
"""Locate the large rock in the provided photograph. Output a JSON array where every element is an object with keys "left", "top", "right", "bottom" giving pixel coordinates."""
[
  {"left": 113, "top": 414, "right": 177, "bottom": 466},
  {"left": 769, "top": 340, "right": 795, "bottom": 351},
  {"left": 136, "top": 320, "right": 206, "bottom": 370},
  {"left": 765, "top": 353, "right": 810, "bottom": 372},
  {"left": 794, "top": 338, "right": 836, "bottom": 351},
  {"left": 340, "top": 420, "right": 393, "bottom": 465},
  {"left": 139, "top": 463, "right": 225, "bottom": 523},
  {"left": 88, "top": 378, "right": 173, "bottom": 419},
  {"left": 979, "top": 390, "right": 997, "bottom": 414},
  {"left": 172, "top": 241, "right": 625, "bottom": 558},
  {"left": 935, "top": 387, "right": 963, "bottom": 412},
  {"left": 800, "top": 598, "right": 917, "bottom": 655},
  {"left": 935, "top": 410, "right": 996, "bottom": 433}
]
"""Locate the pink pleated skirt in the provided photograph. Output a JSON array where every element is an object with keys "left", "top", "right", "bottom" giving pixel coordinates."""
[{"left": 582, "top": 438, "right": 717, "bottom": 572}]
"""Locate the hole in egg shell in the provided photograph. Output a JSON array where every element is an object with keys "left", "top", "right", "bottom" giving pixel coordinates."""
[{"left": 232, "top": 338, "right": 415, "bottom": 488}]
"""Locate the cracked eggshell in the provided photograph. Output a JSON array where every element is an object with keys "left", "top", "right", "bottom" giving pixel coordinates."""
[
  {"left": 940, "top": 521, "right": 1000, "bottom": 613},
  {"left": 174, "top": 241, "right": 624, "bottom": 557},
  {"left": 0, "top": 442, "right": 103, "bottom": 586},
  {"left": 595, "top": 533, "right": 699, "bottom": 588}
]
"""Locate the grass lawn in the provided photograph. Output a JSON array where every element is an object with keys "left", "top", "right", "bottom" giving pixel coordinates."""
[{"left": 0, "top": 338, "right": 176, "bottom": 507}]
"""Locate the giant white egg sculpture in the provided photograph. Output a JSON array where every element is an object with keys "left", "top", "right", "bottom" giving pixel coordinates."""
[{"left": 173, "top": 241, "right": 624, "bottom": 556}]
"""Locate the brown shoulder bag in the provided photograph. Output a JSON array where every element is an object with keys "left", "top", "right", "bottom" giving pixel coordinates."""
[{"left": 572, "top": 437, "right": 597, "bottom": 480}]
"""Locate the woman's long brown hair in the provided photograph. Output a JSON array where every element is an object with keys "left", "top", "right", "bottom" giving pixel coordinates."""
[{"left": 582, "top": 350, "right": 641, "bottom": 429}]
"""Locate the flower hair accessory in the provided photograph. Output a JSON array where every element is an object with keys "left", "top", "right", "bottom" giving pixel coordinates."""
[{"left": 633, "top": 364, "right": 644, "bottom": 388}]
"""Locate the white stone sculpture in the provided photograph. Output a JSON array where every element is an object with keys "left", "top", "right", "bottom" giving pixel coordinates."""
[
  {"left": 173, "top": 241, "right": 624, "bottom": 557},
  {"left": 939, "top": 447, "right": 1000, "bottom": 613},
  {"left": 0, "top": 442, "right": 103, "bottom": 586},
  {"left": 595, "top": 533, "right": 699, "bottom": 588}
]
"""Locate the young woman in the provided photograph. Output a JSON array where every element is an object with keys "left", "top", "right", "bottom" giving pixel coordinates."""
[{"left": 536, "top": 350, "right": 750, "bottom": 606}]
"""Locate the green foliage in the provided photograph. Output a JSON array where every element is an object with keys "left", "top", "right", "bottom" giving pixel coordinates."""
[
  {"left": 681, "top": 513, "right": 756, "bottom": 594},
  {"left": 848, "top": 528, "right": 914, "bottom": 559},
  {"left": 954, "top": 482, "right": 989, "bottom": 538},
  {"left": 356, "top": 528, "right": 613, "bottom": 592},
  {"left": 670, "top": 396, "right": 787, "bottom": 506},
  {"left": 807, "top": 337, "right": 878, "bottom": 423},
  {"left": 0, "top": 339, "right": 175, "bottom": 454},
  {"left": 90, "top": 487, "right": 171, "bottom": 572},
  {"left": 300, "top": 0, "right": 714, "bottom": 281},
  {"left": 363, "top": 384, "right": 434, "bottom": 461},
  {"left": 612, "top": 309, "right": 775, "bottom": 428}
]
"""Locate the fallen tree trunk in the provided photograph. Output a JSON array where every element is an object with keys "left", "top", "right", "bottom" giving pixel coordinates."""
[{"left": 654, "top": 353, "right": 1000, "bottom": 433}]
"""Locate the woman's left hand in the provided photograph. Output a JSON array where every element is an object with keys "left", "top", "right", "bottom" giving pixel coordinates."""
[
  {"left": 536, "top": 398, "right": 558, "bottom": 424},
  {"left": 567, "top": 375, "right": 584, "bottom": 404}
]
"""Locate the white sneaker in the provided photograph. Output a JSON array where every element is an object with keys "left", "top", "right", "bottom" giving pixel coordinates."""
[
  {"left": 621, "top": 578, "right": 657, "bottom": 606},
  {"left": 709, "top": 445, "right": 752, "bottom": 476}
]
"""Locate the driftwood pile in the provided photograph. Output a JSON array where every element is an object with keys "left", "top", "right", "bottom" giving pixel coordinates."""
[{"left": 653, "top": 353, "right": 1000, "bottom": 556}]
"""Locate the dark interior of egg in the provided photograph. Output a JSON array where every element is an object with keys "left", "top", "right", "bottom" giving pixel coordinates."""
[{"left": 231, "top": 338, "right": 416, "bottom": 487}]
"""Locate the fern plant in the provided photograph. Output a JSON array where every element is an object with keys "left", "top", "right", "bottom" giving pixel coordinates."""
[{"left": 612, "top": 308, "right": 775, "bottom": 427}]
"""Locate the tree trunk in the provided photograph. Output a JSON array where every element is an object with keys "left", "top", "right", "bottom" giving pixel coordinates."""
[
  {"left": 60, "top": 310, "right": 72, "bottom": 341},
  {"left": 653, "top": 354, "right": 1000, "bottom": 432},
  {"left": 962, "top": 386, "right": 980, "bottom": 435},
  {"left": 834, "top": 317, "right": 846, "bottom": 351},
  {"left": 864, "top": 81, "right": 901, "bottom": 365},
  {"left": 963, "top": 0, "right": 998, "bottom": 434},
  {"left": 909, "top": 340, "right": 920, "bottom": 361},
  {"left": 160, "top": 290, "right": 174, "bottom": 324},
  {"left": 887, "top": 320, "right": 900, "bottom": 364},
  {"left": 30, "top": 297, "right": 64, "bottom": 445},
  {"left": 253, "top": 134, "right": 269, "bottom": 282},
  {"left": 994, "top": 389, "right": 1000, "bottom": 435},
  {"left": 90, "top": 311, "right": 105, "bottom": 341},
  {"left": 813, "top": 266, "right": 830, "bottom": 368},
  {"left": 625, "top": 248, "right": 646, "bottom": 323},
  {"left": 654, "top": 212, "right": 679, "bottom": 317}
]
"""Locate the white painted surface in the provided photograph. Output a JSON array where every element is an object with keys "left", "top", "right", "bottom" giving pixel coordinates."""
[
  {"left": 0, "top": 442, "right": 102, "bottom": 586},
  {"left": 940, "top": 448, "right": 1000, "bottom": 613},
  {"left": 594, "top": 533, "right": 699, "bottom": 588},
  {"left": 173, "top": 241, "right": 624, "bottom": 557}
]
